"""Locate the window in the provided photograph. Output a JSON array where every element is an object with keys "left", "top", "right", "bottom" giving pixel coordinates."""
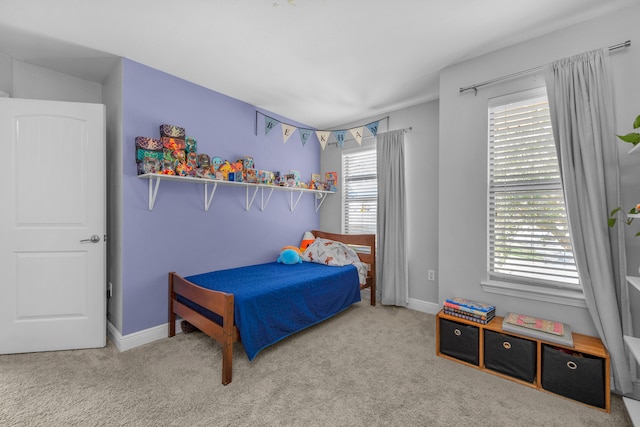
[
  {"left": 342, "top": 148, "right": 377, "bottom": 234},
  {"left": 488, "top": 88, "right": 579, "bottom": 291}
]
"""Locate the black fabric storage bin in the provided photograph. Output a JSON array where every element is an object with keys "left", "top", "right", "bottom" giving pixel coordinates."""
[
  {"left": 439, "top": 318, "right": 479, "bottom": 366},
  {"left": 484, "top": 330, "right": 536, "bottom": 383},
  {"left": 541, "top": 344, "right": 605, "bottom": 409}
]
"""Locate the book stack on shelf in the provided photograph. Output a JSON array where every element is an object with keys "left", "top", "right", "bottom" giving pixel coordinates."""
[{"left": 443, "top": 297, "right": 496, "bottom": 324}]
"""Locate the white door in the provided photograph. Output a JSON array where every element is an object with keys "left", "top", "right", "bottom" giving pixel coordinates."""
[{"left": 0, "top": 98, "right": 106, "bottom": 354}]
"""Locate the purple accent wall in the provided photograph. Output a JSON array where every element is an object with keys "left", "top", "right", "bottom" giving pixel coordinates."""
[{"left": 121, "top": 59, "right": 321, "bottom": 335}]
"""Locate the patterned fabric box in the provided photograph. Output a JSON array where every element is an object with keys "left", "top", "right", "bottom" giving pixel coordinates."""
[
  {"left": 161, "top": 137, "right": 186, "bottom": 150},
  {"left": 160, "top": 124, "right": 185, "bottom": 139},
  {"left": 136, "top": 148, "right": 163, "bottom": 163},
  {"left": 137, "top": 158, "right": 161, "bottom": 175},
  {"left": 135, "top": 136, "right": 163, "bottom": 150}
]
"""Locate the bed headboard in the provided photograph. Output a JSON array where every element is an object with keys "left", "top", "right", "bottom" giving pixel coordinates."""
[{"left": 311, "top": 230, "right": 376, "bottom": 305}]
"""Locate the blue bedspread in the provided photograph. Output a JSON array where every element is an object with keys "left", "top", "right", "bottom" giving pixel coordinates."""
[{"left": 184, "top": 261, "right": 361, "bottom": 361}]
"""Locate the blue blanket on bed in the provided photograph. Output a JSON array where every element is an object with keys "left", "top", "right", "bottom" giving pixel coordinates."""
[{"left": 184, "top": 261, "right": 361, "bottom": 361}]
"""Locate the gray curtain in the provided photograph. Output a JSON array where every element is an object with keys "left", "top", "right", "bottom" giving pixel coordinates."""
[
  {"left": 545, "top": 48, "right": 633, "bottom": 394},
  {"left": 376, "top": 129, "right": 408, "bottom": 306}
]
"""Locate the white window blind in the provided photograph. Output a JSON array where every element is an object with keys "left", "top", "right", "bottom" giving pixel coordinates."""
[
  {"left": 489, "top": 91, "right": 579, "bottom": 289},
  {"left": 342, "top": 148, "right": 377, "bottom": 234}
]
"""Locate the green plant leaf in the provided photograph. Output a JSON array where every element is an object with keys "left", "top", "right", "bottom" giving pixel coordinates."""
[
  {"left": 635, "top": 231, "right": 640, "bottom": 237},
  {"left": 609, "top": 218, "right": 617, "bottom": 227},
  {"left": 617, "top": 132, "right": 640, "bottom": 144},
  {"left": 610, "top": 207, "right": 622, "bottom": 216},
  {"left": 634, "top": 114, "right": 640, "bottom": 129}
]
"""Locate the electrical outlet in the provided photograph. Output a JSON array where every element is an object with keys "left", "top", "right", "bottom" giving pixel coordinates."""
[
  {"left": 428, "top": 270, "right": 435, "bottom": 281},
  {"left": 107, "top": 282, "right": 113, "bottom": 298}
]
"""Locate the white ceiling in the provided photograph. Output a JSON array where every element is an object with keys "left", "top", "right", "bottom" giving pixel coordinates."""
[{"left": 0, "top": 0, "right": 637, "bottom": 128}]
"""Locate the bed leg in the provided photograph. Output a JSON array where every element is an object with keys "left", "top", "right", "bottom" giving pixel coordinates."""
[
  {"left": 370, "top": 280, "right": 376, "bottom": 306},
  {"left": 222, "top": 335, "right": 233, "bottom": 386},
  {"left": 168, "top": 272, "right": 176, "bottom": 337},
  {"left": 221, "top": 294, "right": 235, "bottom": 385}
]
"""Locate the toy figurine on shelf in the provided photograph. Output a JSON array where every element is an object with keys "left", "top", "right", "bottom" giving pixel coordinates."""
[
  {"left": 196, "top": 166, "right": 212, "bottom": 178},
  {"left": 218, "top": 161, "right": 234, "bottom": 180},
  {"left": 161, "top": 160, "right": 176, "bottom": 175},
  {"left": 186, "top": 152, "right": 198, "bottom": 172},
  {"left": 242, "top": 156, "right": 254, "bottom": 170},
  {"left": 138, "top": 157, "right": 161, "bottom": 175},
  {"left": 211, "top": 156, "right": 223, "bottom": 171},
  {"left": 175, "top": 161, "right": 189, "bottom": 176}
]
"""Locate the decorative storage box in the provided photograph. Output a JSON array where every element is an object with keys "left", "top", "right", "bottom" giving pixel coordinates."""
[
  {"left": 541, "top": 344, "right": 606, "bottom": 409},
  {"left": 161, "top": 137, "right": 186, "bottom": 150},
  {"left": 439, "top": 318, "right": 479, "bottom": 366},
  {"left": 135, "top": 136, "right": 163, "bottom": 151},
  {"left": 160, "top": 124, "right": 185, "bottom": 139},
  {"left": 484, "top": 330, "right": 536, "bottom": 383},
  {"left": 136, "top": 148, "right": 163, "bottom": 163}
]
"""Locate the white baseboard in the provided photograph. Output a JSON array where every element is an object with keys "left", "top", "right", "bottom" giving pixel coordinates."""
[
  {"left": 107, "top": 298, "right": 440, "bottom": 352},
  {"left": 107, "top": 319, "right": 182, "bottom": 352},
  {"left": 407, "top": 298, "right": 440, "bottom": 315}
]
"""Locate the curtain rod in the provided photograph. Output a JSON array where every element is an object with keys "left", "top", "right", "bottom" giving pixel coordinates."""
[{"left": 459, "top": 40, "right": 631, "bottom": 95}]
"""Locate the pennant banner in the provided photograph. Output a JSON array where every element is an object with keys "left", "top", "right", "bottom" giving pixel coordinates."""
[
  {"left": 265, "top": 116, "right": 279, "bottom": 135},
  {"left": 299, "top": 128, "right": 313, "bottom": 146},
  {"left": 349, "top": 127, "right": 364, "bottom": 145},
  {"left": 333, "top": 130, "right": 347, "bottom": 148},
  {"left": 257, "top": 111, "right": 386, "bottom": 149},
  {"left": 316, "top": 130, "right": 331, "bottom": 151},
  {"left": 281, "top": 124, "right": 297, "bottom": 143}
]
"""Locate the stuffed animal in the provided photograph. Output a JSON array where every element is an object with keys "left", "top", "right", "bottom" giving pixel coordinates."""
[{"left": 277, "top": 246, "right": 302, "bottom": 265}]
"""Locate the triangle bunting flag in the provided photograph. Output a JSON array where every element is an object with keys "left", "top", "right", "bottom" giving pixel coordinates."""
[
  {"left": 281, "top": 124, "right": 297, "bottom": 143},
  {"left": 349, "top": 127, "right": 364, "bottom": 145},
  {"left": 333, "top": 130, "right": 347, "bottom": 148},
  {"left": 299, "top": 128, "right": 313, "bottom": 146},
  {"left": 366, "top": 121, "right": 379, "bottom": 137},
  {"left": 315, "top": 130, "right": 331, "bottom": 151},
  {"left": 265, "top": 116, "right": 279, "bottom": 135}
]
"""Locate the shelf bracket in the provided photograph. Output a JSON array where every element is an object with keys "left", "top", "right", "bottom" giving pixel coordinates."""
[
  {"left": 259, "top": 187, "right": 275, "bottom": 211},
  {"left": 204, "top": 182, "right": 219, "bottom": 212},
  {"left": 290, "top": 190, "right": 304, "bottom": 212},
  {"left": 147, "top": 176, "right": 161, "bottom": 210},
  {"left": 246, "top": 186, "right": 260, "bottom": 211},
  {"left": 314, "top": 193, "right": 327, "bottom": 212}
]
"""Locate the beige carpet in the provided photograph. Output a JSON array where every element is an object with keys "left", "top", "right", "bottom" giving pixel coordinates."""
[{"left": 0, "top": 298, "right": 632, "bottom": 426}]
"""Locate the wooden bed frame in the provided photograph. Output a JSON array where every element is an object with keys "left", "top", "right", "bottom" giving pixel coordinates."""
[{"left": 168, "top": 230, "right": 376, "bottom": 385}]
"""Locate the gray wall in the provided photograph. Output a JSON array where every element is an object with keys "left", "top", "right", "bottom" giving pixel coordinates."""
[
  {"left": 320, "top": 101, "right": 440, "bottom": 309},
  {"left": 0, "top": 51, "right": 12, "bottom": 96},
  {"left": 438, "top": 5, "right": 640, "bottom": 336},
  {"left": 102, "top": 60, "right": 123, "bottom": 332},
  {"left": 12, "top": 60, "right": 102, "bottom": 103}
]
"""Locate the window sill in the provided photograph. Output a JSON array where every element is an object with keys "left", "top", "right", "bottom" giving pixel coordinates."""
[{"left": 480, "top": 280, "right": 587, "bottom": 308}]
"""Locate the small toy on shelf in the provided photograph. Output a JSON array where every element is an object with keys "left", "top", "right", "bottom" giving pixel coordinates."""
[
  {"left": 211, "top": 157, "right": 224, "bottom": 171},
  {"left": 186, "top": 152, "right": 198, "bottom": 172}
]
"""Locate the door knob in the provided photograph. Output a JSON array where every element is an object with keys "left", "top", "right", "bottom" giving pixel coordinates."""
[{"left": 80, "top": 235, "right": 101, "bottom": 243}]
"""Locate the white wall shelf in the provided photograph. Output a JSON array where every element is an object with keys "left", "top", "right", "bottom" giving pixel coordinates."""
[
  {"left": 625, "top": 276, "right": 640, "bottom": 425},
  {"left": 137, "top": 173, "right": 333, "bottom": 212}
]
